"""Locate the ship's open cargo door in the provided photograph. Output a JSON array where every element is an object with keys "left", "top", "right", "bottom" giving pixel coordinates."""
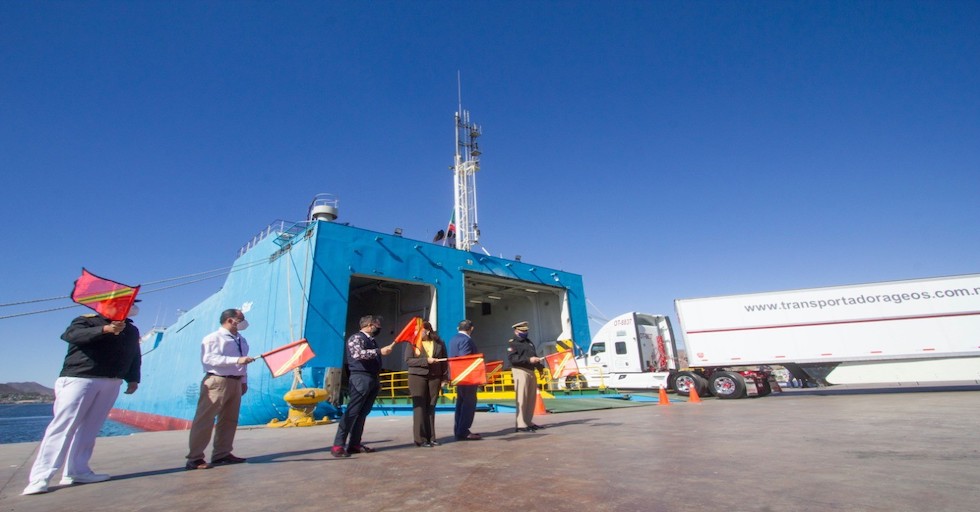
[
  {"left": 463, "top": 272, "right": 567, "bottom": 365},
  {"left": 346, "top": 276, "right": 435, "bottom": 371}
]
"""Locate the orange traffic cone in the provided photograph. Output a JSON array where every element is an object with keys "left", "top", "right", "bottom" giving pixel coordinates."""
[
  {"left": 688, "top": 384, "right": 702, "bottom": 404},
  {"left": 658, "top": 386, "right": 670, "bottom": 406},
  {"left": 534, "top": 393, "right": 548, "bottom": 415}
]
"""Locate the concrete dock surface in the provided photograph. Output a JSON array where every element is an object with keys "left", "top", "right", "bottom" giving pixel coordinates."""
[{"left": 2, "top": 386, "right": 978, "bottom": 512}]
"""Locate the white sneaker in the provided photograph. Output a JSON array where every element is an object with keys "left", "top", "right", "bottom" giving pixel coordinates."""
[
  {"left": 60, "top": 472, "right": 110, "bottom": 485},
  {"left": 22, "top": 479, "right": 50, "bottom": 495}
]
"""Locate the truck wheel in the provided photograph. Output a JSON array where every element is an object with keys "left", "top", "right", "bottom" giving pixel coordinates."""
[
  {"left": 673, "top": 371, "right": 704, "bottom": 397},
  {"left": 709, "top": 371, "right": 746, "bottom": 399},
  {"left": 694, "top": 374, "right": 709, "bottom": 396}
]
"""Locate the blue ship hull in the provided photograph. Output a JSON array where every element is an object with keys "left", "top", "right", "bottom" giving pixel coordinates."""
[{"left": 112, "top": 218, "right": 590, "bottom": 430}]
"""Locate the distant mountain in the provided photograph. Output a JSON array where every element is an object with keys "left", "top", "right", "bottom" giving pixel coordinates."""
[{"left": 4, "top": 382, "right": 55, "bottom": 395}]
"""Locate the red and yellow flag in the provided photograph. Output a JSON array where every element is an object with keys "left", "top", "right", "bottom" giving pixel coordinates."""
[
  {"left": 261, "top": 339, "right": 316, "bottom": 378},
  {"left": 70, "top": 268, "right": 140, "bottom": 321},
  {"left": 393, "top": 317, "right": 424, "bottom": 346},
  {"left": 484, "top": 360, "right": 504, "bottom": 384},
  {"left": 544, "top": 351, "right": 580, "bottom": 380},
  {"left": 448, "top": 354, "right": 487, "bottom": 386}
]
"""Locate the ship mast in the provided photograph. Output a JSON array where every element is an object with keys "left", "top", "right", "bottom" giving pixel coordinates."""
[{"left": 452, "top": 77, "right": 482, "bottom": 251}]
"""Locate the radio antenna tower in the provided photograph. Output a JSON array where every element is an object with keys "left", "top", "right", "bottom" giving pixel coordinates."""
[{"left": 453, "top": 73, "right": 482, "bottom": 252}]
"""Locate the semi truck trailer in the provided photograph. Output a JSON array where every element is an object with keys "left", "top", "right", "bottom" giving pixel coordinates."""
[{"left": 673, "top": 273, "right": 980, "bottom": 399}]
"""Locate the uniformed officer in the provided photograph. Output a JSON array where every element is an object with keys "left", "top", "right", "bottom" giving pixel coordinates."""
[{"left": 506, "top": 321, "right": 545, "bottom": 432}]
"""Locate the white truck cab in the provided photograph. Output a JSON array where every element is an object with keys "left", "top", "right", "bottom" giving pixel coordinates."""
[{"left": 575, "top": 312, "right": 679, "bottom": 390}]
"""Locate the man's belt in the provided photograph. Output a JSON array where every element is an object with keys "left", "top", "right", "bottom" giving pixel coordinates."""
[{"left": 207, "top": 373, "right": 243, "bottom": 380}]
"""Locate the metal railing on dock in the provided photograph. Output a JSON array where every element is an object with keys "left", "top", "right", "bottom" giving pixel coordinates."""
[{"left": 377, "top": 367, "right": 603, "bottom": 402}]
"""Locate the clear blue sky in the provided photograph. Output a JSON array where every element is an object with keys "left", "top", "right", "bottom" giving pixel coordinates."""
[{"left": 2, "top": 1, "right": 978, "bottom": 384}]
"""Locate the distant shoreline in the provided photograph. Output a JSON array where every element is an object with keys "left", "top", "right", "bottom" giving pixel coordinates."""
[
  {"left": 0, "top": 396, "right": 54, "bottom": 405},
  {"left": 0, "top": 382, "right": 56, "bottom": 404}
]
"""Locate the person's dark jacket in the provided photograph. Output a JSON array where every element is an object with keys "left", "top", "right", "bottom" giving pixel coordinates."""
[
  {"left": 59, "top": 314, "right": 141, "bottom": 383},
  {"left": 346, "top": 331, "right": 383, "bottom": 375},
  {"left": 447, "top": 332, "right": 477, "bottom": 358},
  {"left": 507, "top": 337, "right": 544, "bottom": 372},
  {"left": 405, "top": 335, "right": 449, "bottom": 380}
]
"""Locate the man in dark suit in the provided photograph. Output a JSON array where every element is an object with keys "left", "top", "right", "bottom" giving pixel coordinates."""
[{"left": 447, "top": 319, "right": 482, "bottom": 440}]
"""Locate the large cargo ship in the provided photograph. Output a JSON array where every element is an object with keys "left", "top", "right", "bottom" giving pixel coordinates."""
[{"left": 110, "top": 108, "right": 591, "bottom": 431}]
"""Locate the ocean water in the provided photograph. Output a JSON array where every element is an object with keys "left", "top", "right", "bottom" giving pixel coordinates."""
[{"left": 0, "top": 403, "right": 142, "bottom": 444}]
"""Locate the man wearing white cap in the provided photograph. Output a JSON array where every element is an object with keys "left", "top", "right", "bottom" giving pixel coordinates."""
[{"left": 507, "top": 321, "right": 545, "bottom": 433}]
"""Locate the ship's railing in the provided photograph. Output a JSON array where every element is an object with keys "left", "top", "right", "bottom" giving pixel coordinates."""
[
  {"left": 377, "top": 371, "right": 411, "bottom": 400},
  {"left": 272, "top": 221, "right": 314, "bottom": 248},
  {"left": 377, "top": 368, "right": 559, "bottom": 400},
  {"left": 237, "top": 219, "right": 304, "bottom": 256}
]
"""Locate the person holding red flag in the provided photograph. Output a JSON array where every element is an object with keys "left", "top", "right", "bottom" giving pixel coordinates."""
[
  {"left": 405, "top": 321, "right": 448, "bottom": 447},
  {"left": 23, "top": 305, "right": 142, "bottom": 495},
  {"left": 330, "top": 315, "right": 395, "bottom": 457},
  {"left": 448, "top": 319, "right": 482, "bottom": 441},
  {"left": 185, "top": 309, "right": 256, "bottom": 470}
]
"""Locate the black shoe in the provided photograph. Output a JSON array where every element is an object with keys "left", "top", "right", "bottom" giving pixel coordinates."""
[
  {"left": 429, "top": 440, "right": 440, "bottom": 446},
  {"left": 212, "top": 454, "right": 246, "bottom": 465},
  {"left": 515, "top": 427, "right": 536, "bottom": 433},
  {"left": 415, "top": 441, "right": 433, "bottom": 447},
  {"left": 530, "top": 423, "right": 546, "bottom": 430},
  {"left": 348, "top": 444, "right": 375, "bottom": 453}
]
